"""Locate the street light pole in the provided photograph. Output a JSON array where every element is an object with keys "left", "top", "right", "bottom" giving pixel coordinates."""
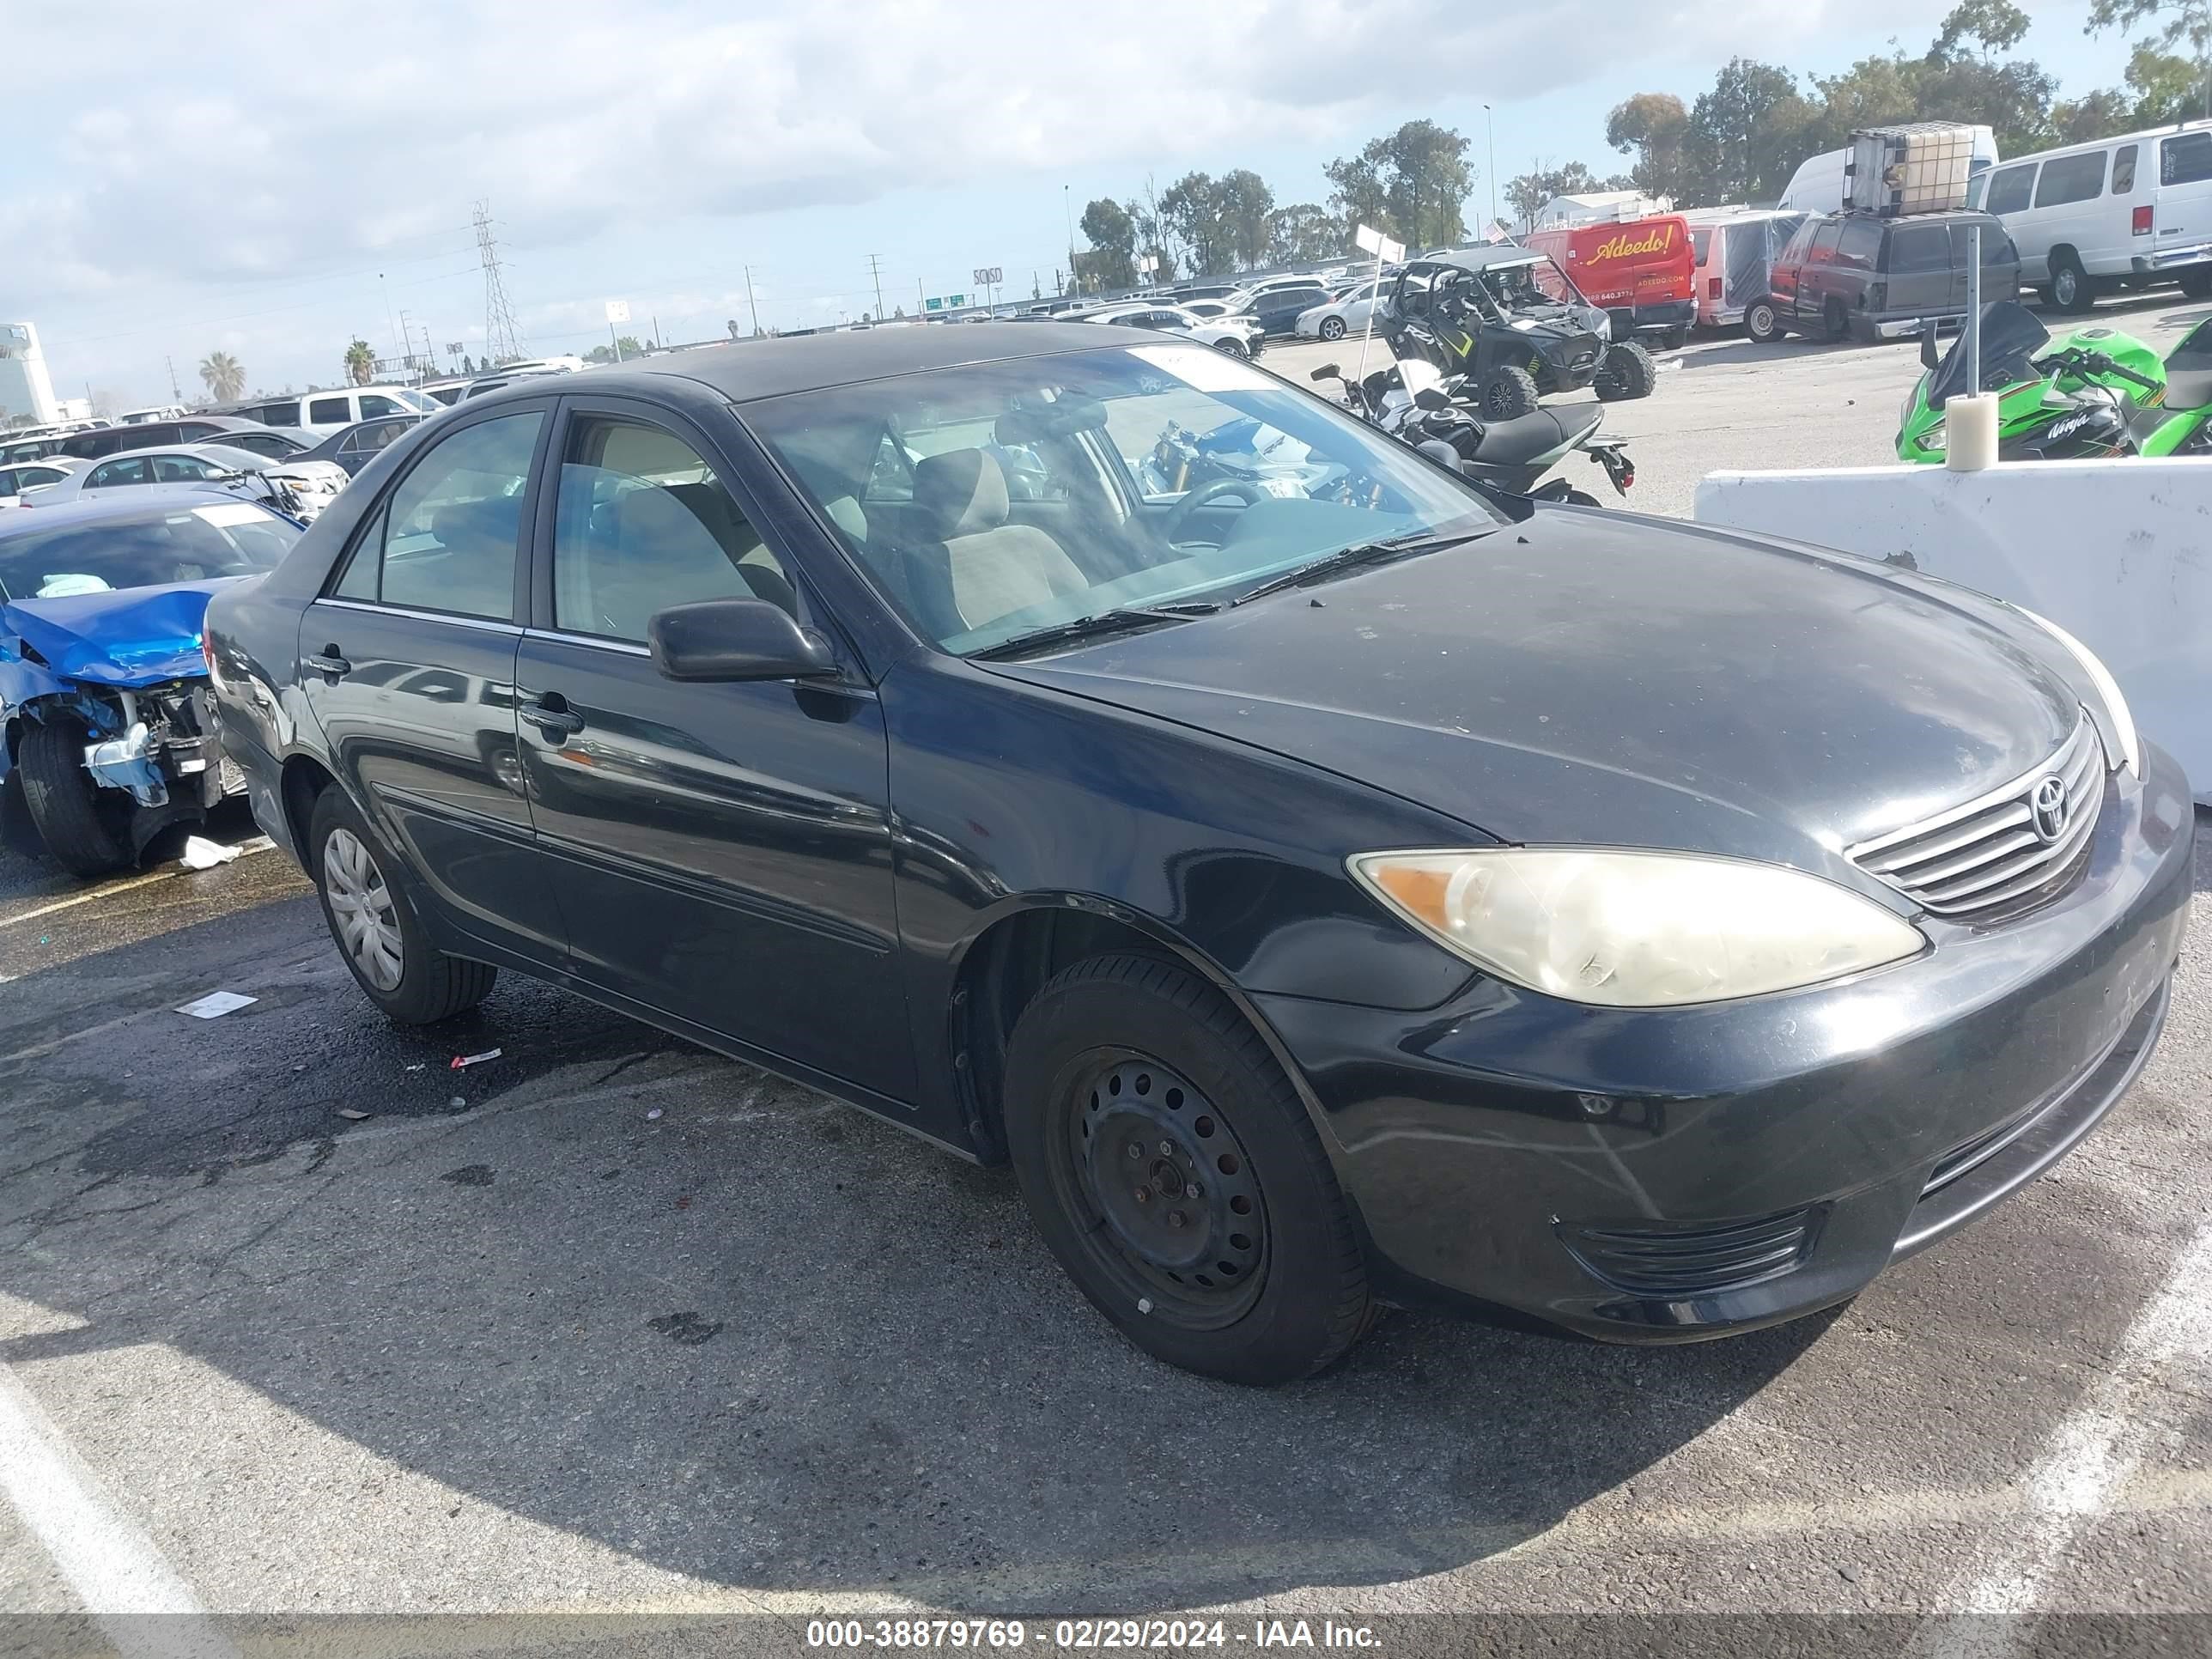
[
  {"left": 1484, "top": 105, "right": 1498, "bottom": 233},
  {"left": 1064, "top": 184, "right": 1078, "bottom": 296}
]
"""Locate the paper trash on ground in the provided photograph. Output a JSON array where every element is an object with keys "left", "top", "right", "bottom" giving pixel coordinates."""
[
  {"left": 179, "top": 837, "right": 242, "bottom": 870},
  {"left": 176, "top": 991, "right": 256, "bottom": 1019},
  {"left": 451, "top": 1048, "right": 502, "bottom": 1069}
]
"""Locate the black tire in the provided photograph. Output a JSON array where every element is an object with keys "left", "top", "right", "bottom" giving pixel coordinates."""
[
  {"left": 2047, "top": 251, "right": 2095, "bottom": 315},
  {"left": 1562, "top": 488, "right": 1605, "bottom": 507},
  {"left": 1213, "top": 337, "right": 1249, "bottom": 357},
  {"left": 2179, "top": 269, "right": 2212, "bottom": 301},
  {"left": 1823, "top": 298, "right": 1850, "bottom": 343},
  {"left": 1319, "top": 315, "right": 1347, "bottom": 341},
  {"left": 18, "top": 716, "right": 131, "bottom": 878},
  {"left": 1595, "top": 340, "right": 1657, "bottom": 401},
  {"left": 1003, "top": 953, "right": 1375, "bottom": 1384},
  {"left": 1479, "top": 365, "right": 1541, "bottom": 421},
  {"left": 1745, "top": 300, "right": 1785, "bottom": 343},
  {"left": 307, "top": 786, "right": 495, "bottom": 1024}
]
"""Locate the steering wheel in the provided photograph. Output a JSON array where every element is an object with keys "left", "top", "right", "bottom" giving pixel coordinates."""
[{"left": 1160, "top": 477, "right": 1269, "bottom": 546}]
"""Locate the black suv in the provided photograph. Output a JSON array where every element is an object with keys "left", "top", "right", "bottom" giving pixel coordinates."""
[{"left": 1754, "top": 210, "right": 2020, "bottom": 344}]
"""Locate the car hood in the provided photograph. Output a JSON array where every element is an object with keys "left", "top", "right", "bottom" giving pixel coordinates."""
[
  {"left": 986, "top": 514, "right": 2083, "bottom": 876},
  {"left": 3, "top": 578, "right": 235, "bottom": 688}
]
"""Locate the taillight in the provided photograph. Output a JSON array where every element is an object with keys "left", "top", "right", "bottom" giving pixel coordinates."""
[
  {"left": 2134, "top": 205, "right": 2154, "bottom": 234},
  {"left": 1708, "top": 277, "right": 1722, "bottom": 298}
]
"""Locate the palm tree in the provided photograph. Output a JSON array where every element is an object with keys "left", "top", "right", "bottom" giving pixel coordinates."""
[
  {"left": 198, "top": 351, "right": 245, "bottom": 403},
  {"left": 343, "top": 339, "right": 375, "bottom": 386}
]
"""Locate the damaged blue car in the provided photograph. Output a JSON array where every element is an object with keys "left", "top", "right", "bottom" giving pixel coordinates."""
[{"left": 0, "top": 491, "right": 302, "bottom": 875}]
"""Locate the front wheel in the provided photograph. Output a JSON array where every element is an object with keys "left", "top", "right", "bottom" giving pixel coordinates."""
[
  {"left": 18, "top": 716, "right": 131, "bottom": 878},
  {"left": 1213, "top": 337, "right": 1249, "bottom": 357},
  {"left": 307, "top": 787, "right": 496, "bottom": 1024},
  {"left": 1595, "top": 341, "right": 1657, "bottom": 401},
  {"left": 1479, "top": 365, "right": 1542, "bottom": 421},
  {"left": 1004, "top": 955, "right": 1375, "bottom": 1384},
  {"left": 1319, "top": 315, "right": 1347, "bottom": 342},
  {"left": 1745, "top": 301, "right": 1785, "bottom": 343}
]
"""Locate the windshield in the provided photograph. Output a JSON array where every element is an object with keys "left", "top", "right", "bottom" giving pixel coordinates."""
[
  {"left": 0, "top": 501, "right": 299, "bottom": 601},
  {"left": 391, "top": 388, "right": 441, "bottom": 414},
  {"left": 744, "top": 343, "right": 1505, "bottom": 656},
  {"left": 1928, "top": 301, "right": 2050, "bottom": 409}
]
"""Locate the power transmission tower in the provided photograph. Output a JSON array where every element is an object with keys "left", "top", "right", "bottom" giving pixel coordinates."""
[
  {"left": 474, "top": 201, "right": 524, "bottom": 366},
  {"left": 867, "top": 253, "right": 886, "bottom": 322}
]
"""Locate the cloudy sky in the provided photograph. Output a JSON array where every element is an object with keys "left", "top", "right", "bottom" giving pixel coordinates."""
[{"left": 3, "top": 0, "right": 2140, "bottom": 408}]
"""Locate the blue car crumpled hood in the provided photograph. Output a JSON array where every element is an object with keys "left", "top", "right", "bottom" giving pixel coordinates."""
[{"left": 0, "top": 578, "right": 239, "bottom": 692}]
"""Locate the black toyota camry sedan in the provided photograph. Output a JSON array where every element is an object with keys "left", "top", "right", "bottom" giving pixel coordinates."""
[{"left": 203, "top": 325, "right": 2191, "bottom": 1384}]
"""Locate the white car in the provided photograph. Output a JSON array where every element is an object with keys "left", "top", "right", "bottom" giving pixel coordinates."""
[
  {"left": 30, "top": 444, "right": 349, "bottom": 518},
  {"left": 0, "top": 458, "right": 77, "bottom": 506},
  {"left": 1294, "top": 279, "right": 1385, "bottom": 342},
  {"left": 1082, "top": 302, "right": 1268, "bottom": 357},
  {"left": 227, "top": 385, "right": 444, "bottom": 436}
]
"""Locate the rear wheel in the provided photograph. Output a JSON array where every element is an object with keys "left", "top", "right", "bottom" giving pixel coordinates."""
[
  {"left": 307, "top": 787, "right": 495, "bottom": 1024},
  {"left": 1479, "top": 365, "right": 1541, "bottom": 421},
  {"left": 1745, "top": 301, "right": 1784, "bottom": 343},
  {"left": 1595, "top": 341, "right": 1657, "bottom": 401},
  {"left": 1823, "top": 298, "right": 1850, "bottom": 343},
  {"left": 18, "top": 716, "right": 131, "bottom": 878},
  {"left": 2047, "top": 251, "right": 2095, "bottom": 314},
  {"left": 1319, "top": 315, "right": 1347, "bottom": 342},
  {"left": 1004, "top": 954, "right": 1375, "bottom": 1384},
  {"left": 2179, "top": 269, "right": 2212, "bottom": 301}
]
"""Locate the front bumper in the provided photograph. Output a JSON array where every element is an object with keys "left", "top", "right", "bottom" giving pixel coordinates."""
[{"left": 1255, "top": 742, "right": 2193, "bottom": 1342}]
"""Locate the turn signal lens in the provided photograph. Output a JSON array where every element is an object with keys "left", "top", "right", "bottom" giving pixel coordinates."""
[
  {"left": 2134, "top": 206, "right": 2154, "bottom": 234},
  {"left": 1349, "top": 849, "right": 1923, "bottom": 1007}
]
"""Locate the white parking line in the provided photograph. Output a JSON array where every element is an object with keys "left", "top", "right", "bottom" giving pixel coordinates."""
[
  {"left": 1910, "top": 1222, "right": 2212, "bottom": 1656},
  {"left": 0, "top": 1361, "right": 237, "bottom": 1656},
  {"left": 0, "top": 839, "right": 273, "bottom": 933}
]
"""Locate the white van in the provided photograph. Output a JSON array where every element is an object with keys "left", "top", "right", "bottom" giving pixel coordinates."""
[
  {"left": 1778, "top": 125, "right": 1998, "bottom": 213},
  {"left": 1968, "top": 121, "right": 2212, "bottom": 312},
  {"left": 232, "top": 385, "right": 444, "bottom": 435},
  {"left": 1682, "top": 208, "right": 1809, "bottom": 328}
]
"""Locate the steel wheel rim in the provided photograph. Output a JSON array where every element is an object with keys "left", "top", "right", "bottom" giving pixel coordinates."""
[
  {"left": 1053, "top": 1052, "right": 1268, "bottom": 1330},
  {"left": 2056, "top": 266, "right": 2077, "bottom": 305},
  {"left": 324, "top": 827, "right": 404, "bottom": 992}
]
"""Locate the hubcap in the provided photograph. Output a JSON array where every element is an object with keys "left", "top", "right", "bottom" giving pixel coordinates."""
[
  {"left": 2057, "top": 268, "right": 2077, "bottom": 304},
  {"left": 324, "top": 827, "right": 404, "bottom": 992},
  {"left": 1066, "top": 1056, "right": 1267, "bottom": 1326}
]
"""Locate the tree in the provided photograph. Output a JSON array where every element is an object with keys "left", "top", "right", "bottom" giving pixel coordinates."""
[
  {"left": 198, "top": 351, "right": 244, "bottom": 403},
  {"left": 1215, "top": 168, "right": 1276, "bottom": 269},
  {"left": 1502, "top": 161, "right": 1638, "bottom": 232},
  {"left": 1325, "top": 120, "right": 1476, "bottom": 249},
  {"left": 2087, "top": 0, "right": 2212, "bottom": 122},
  {"left": 1125, "top": 178, "right": 1178, "bottom": 285},
  {"left": 1161, "top": 172, "right": 1226, "bottom": 276},
  {"left": 1078, "top": 197, "right": 1137, "bottom": 290},
  {"left": 342, "top": 339, "right": 375, "bottom": 386},
  {"left": 1681, "top": 58, "right": 1817, "bottom": 204},
  {"left": 1267, "top": 203, "right": 1344, "bottom": 264},
  {"left": 1606, "top": 93, "right": 1692, "bottom": 202},
  {"left": 585, "top": 336, "right": 645, "bottom": 364}
]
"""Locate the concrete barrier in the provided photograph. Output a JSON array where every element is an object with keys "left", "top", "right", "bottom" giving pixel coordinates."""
[{"left": 1697, "top": 459, "right": 2212, "bottom": 801}]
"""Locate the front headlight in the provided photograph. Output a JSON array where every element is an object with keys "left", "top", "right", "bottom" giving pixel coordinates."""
[
  {"left": 1918, "top": 423, "right": 1946, "bottom": 453},
  {"left": 1348, "top": 848, "right": 1923, "bottom": 1007},
  {"left": 2016, "top": 606, "right": 2139, "bottom": 776}
]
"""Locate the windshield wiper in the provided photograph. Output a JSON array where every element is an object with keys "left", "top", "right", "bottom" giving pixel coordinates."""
[
  {"left": 1230, "top": 530, "right": 1486, "bottom": 606},
  {"left": 969, "top": 602, "right": 1219, "bottom": 661}
]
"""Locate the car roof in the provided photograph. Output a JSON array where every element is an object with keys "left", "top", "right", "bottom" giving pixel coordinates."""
[
  {"left": 458, "top": 323, "right": 1123, "bottom": 406},
  {"left": 1417, "top": 246, "right": 1544, "bottom": 272},
  {"left": 0, "top": 486, "right": 281, "bottom": 538}
]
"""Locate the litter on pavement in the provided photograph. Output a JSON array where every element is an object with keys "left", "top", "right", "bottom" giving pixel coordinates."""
[
  {"left": 175, "top": 991, "right": 256, "bottom": 1019},
  {"left": 336, "top": 1109, "right": 371, "bottom": 1121},
  {"left": 179, "top": 837, "right": 242, "bottom": 870},
  {"left": 451, "top": 1048, "right": 502, "bottom": 1069}
]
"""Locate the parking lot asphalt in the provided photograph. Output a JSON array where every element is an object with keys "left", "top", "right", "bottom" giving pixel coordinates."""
[{"left": 3, "top": 310, "right": 2211, "bottom": 1650}]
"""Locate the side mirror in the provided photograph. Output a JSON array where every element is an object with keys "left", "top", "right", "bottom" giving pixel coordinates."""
[
  {"left": 1920, "top": 319, "right": 1940, "bottom": 371},
  {"left": 647, "top": 598, "right": 838, "bottom": 684},
  {"left": 1414, "top": 386, "right": 1453, "bottom": 411},
  {"left": 1310, "top": 363, "right": 1340, "bottom": 382}
]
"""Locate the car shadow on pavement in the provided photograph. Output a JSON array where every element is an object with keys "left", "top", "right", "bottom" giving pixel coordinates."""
[{"left": 0, "top": 885, "right": 1825, "bottom": 1615}]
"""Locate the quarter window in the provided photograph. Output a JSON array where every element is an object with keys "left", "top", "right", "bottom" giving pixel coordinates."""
[
  {"left": 331, "top": 410, "right": 543, "bottom": 619},
  {"left": 550, "top": 416, "right": 795, "bottom": 643},
  {"left": 1983, "top": 164, "right": 2036, "bottom": 216},
  {"left": 2034, "top": 151, "right": 2106, "bottom": 207},
  {"left": 2164, "top": 132, "right": 2212, "bottom": 185},
  {"left": 2113, "top": 145, "right": 2138, "bottom": 194},
  {"left": 308, "top": 397, "right": 350, "bottom": 426}
]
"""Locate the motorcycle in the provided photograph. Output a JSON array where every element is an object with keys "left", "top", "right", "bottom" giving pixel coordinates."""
[
  {"left": 1310, "top": 358, "right": 1635, "bottom": 504},
  {"left": 1898, "top": 300, "right": 2212, "bottom": 462}
]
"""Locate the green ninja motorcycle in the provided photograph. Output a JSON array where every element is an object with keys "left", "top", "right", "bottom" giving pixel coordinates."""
[{"left": 1897, "top": 301, "right": 2212, "bottom": 462}]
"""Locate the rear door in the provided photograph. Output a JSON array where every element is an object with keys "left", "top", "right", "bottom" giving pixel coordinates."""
[
  {"left": 301, "top": 400, "right": 567, "bottom": 962},
  {"left": 512, "top": 395, "right": 910, "bottom": 1097},
  {"left": 1883, "top": 221, "right": 1954, "bottom": 318},
  {"left": 2156, "top": 131, "right": 2212, "bottom": 261}
]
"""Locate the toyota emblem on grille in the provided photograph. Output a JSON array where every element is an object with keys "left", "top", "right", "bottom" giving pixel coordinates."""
[{"left": 2030, "top": 775, "right": 2069, "bottom": 843}]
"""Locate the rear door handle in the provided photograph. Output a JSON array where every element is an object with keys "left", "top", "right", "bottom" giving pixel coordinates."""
[
  {"left": 520, "top": 692, "right": 585, "bottom": 739},
  {"left": 304, "top": 646, "right": 350, "bottom": 680}
]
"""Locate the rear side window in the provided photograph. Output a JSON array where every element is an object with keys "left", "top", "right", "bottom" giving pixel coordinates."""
[
  {"left": 330, "top": 410, "right": 543, "bottom": 620},
  {"left": 88, "top": 458, "right": 149, "bottom": 488},
  {"left": 2113, "top": 145, "right": 2138, "bottom": 194},
  {"left": 1835, "top": 220, "right": 1883, "bottom": 269},
  {"left": 1690, "top": 227, "right": 1712, "bottom": 263},
  {"left": 2163, "top": 132, "right": 2212, "bottom": 186},
  {"left": 308, "top": 396, "right": 350, "bottom": 425},
  {"left": 1887, "top": 224, "right": 1950, "bottom": 273},
  {"left": 1984, "top": 164, "right": 2036, "bottom": 216},
  {"left": 2034, "top": 151, "right": 2106, "bottom": 208}
]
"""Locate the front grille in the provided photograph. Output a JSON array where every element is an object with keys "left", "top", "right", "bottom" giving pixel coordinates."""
[
  {"left": 1559, "top": 1207, "right": 1820, "bottom": 1298},
  {"left": 1847, "top": 714, "right": 2105, "bottom": 919}
]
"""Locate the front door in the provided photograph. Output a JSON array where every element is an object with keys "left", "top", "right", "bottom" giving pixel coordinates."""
[
  {"left": 302, "top": 403, "right": 565, "bottom": 961},
  {"left": 512, "top": 399, "right": 911, "bottom": 1100}
]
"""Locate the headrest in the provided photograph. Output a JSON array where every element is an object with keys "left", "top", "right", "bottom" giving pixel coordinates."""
[
  {"left": 617, "top": 485, "right": 722, "bottom": 563},
  {"left": 913, "top": 448, "right": 1008, "bottom": 539}
]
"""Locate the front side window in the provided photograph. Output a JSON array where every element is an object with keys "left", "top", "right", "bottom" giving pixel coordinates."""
[
  {"left": 1984, "top": 164, "right": 2036, "bottom": 215},
  {"left": 550, "top": 416, "right": 793, "bottom": 642},
  {"left": 88, "top": 457, "right": 149, "bottom": 489},
  {"left": 744, "top": 342, "right": 1506, "bottom": 657},
  {"left": 331, "top": 411, "right": 542, "bottom": 619},
  {"left": 2034, "top": 151, "right": 2106, "bottom": 207},
  {"left": 308, "top": 397, "right": 350, "bottom": 425},
  {"left": 360, "top": 395, "right": 405, "bottom": 418}
]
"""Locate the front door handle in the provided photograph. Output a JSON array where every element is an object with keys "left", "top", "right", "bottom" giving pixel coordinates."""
[
  {"left": 304, "top": 645, "right": 351, "bottom": 681},
  {"left": 520, "top": 692, "right": 585, "bottom": 739}
]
